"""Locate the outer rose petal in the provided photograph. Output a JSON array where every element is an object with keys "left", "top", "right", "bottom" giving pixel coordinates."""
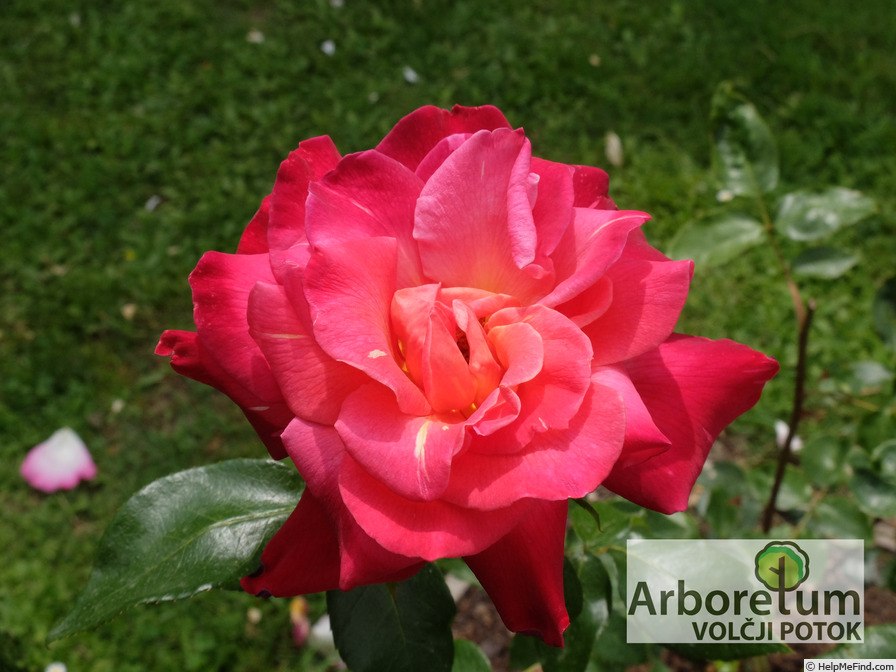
[
  {"left": 586, "top": 235, "right": 694, "bottom": 366},
  {"left": 305, "top": 150, "right": 425, "bottom": 287},
  {"left": 571, "top": 164, "right": 614, "bottom": 209},
  {"left": 20, "top": 428, "right": 97, "bottom": 493},
  {"left": 603, "top": 334, "right": 780, "bottom": 513},
  {"left": 279, "top": 418, "right": 425, "bottom": 589},
  {"left": 236, "top": 194, "right": 270, "bottom": 254},
  {"left": 464, "top": 500, "right": 570, "bottom": 647},
  {"left": 266, "top": 135, "right": 342, "bottom": 253},
  {"left": 591, "top": 364, "right": 670, "bottom": 467},
  {"left": 247, "top": 282, "right": 366, "bottom": 425},
  {"left": 376, "top": 104, "right": 512, "bottom": 171},
  {"left": 156, "top": 330, "right": 290, "bottom": 459},
  {"left": 240, "top": 489, "right": 341, "bottom": 596},
  {"left": 190, "top": 251, "right": 283, "bottom": 404}
]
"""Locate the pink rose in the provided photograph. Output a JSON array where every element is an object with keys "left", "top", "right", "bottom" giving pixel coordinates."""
[{"left": 156, "top": 105, "right": 778, "bottom": 645}]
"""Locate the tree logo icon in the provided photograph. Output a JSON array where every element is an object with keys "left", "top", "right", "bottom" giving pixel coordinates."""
[{"left": 754, "top": 541, "right": 810, "bottom": 591}]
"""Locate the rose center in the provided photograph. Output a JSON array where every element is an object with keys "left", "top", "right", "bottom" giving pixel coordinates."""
[{"left": 455, "top": 329, "right": 471, "bottom": 363}]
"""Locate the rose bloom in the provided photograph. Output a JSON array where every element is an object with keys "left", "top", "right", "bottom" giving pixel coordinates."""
[{"left": 157, "top": 105, "right": 778, "bottom": 646}]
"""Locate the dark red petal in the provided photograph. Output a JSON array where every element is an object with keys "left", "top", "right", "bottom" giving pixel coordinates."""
[
  {"left": 240, "top": 490, "right": 341, "bottom": 596},
  {"left": 236, "top": 195, "right": 271, "bottom": 254},
  {"left": 155, "top": 330, "right": 290, "bottom": 459},
  {"left": 464, "top": 500, "right": 570, "bottom": 647},
  {"left": 603, "top": 334, "right": 779, "bottom": 513},
  {"left": 376, "top": 104, "right": 512, "bottom": 171}
]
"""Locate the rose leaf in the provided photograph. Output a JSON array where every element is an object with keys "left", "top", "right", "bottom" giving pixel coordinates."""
[
  {"left": 48, "top": 459, "right": 302, "bottom": 642},
  {"left": 328, "top": 563, "right": 456, "bottom": 672}
]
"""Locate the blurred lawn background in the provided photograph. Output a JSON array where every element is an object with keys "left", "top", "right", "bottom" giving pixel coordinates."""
[{"left": 2, "top": 0, "right": 895, "bottom": 669}]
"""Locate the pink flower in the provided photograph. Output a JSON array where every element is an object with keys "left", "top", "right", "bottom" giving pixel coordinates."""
[
  {"left": 156, "top": 105, "right": 778, "bottom": 646},
  {"left": 21, "top": 428, "right": 97, "bottom": 493}
]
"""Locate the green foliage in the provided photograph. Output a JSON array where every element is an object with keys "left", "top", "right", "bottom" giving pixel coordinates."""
[
  {"left": 873, "top": 278, "right": 896, "bottom": 352},
  {"left": 328, "top": 564, "right": 456, "bottom": 672},
  {"left": 791, "top": 247, "right": 859, "bottom": 279},
  {"left": 710, "top": 82, "right": 779, "bottom": 196},
  {"left": 451, "top": 639, "right": 493, "bottom": 672},
  {"left": 775, "top": 188, "right": 877, "bottom": 242},
  {"left": 49, "top": 459, "right": 302, "bottom": 641},
  {"left": 668, "top": 213, "right": 764, "bottom": 268}
]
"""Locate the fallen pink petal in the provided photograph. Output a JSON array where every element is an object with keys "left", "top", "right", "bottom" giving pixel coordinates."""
[{"left": 20, "top": 428, "right": 97, "bottom": 493}]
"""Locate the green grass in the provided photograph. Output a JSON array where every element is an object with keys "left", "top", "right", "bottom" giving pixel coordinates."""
[{"left": 2, "top": 0, "right": 895, "bottom": 669}]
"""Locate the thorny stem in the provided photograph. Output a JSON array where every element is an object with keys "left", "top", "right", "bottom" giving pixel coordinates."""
[
  {"left": 756, "top": 189, "right": 816, "bottom": 533},
  {"left": 761, "top": 290, "right": 817, "bottom": 531}
]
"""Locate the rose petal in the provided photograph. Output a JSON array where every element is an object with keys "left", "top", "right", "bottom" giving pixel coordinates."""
[
  {"left": 391, "top": 284, "right": 475, "bottom": 412},
  {"left": 190, "top": 251, "right": 283, "bottom": 403},
  {"left": 585, "top": 235, "right": 694, "bottom": 366},
  {"left": 376, "top": 104, "right": 512, "bottom": 172},
  {"left": 463, "top": 499, "right": 569, "bottom": 647},
  {"left": 591, "top": 364, "right": 670, "bottom": 466},
  {"left": 236, "top": 195, "right": 271, "bottom": 255},
  {"left": 339, "top": 453, "right": 535, "bottom": 559},
  {"left": 571, "top": 164, "right": 614, "bottom": 209},
  {"left": 279, "top": 418, "right": 425, "bottom": 589},
  {"left": 305, "top": 150, "right": 425, "bottom": 288},
  {"left": 477, "top": 305, "right": 593, "bottom": 450},
  {"left": 530, "top": 157, "right": 575, "bottom": 258},
  {"left": 414, "top": 128, "right": 551, "bottom": 301},
  {"left": 541, "top": 208, "right": 650, "bottom": 309},
  {"left": 20, "top": 428, "right": 97, "bottom": 493},
  {"left": 241, "top": 489, "right": 342, "bottom": 596},
  {"left": 267, "top": 135, "right": 342, "bottom": 254},
  {"left": 336, "top": 383, "right": 466, "bottom": 501},
  {"left": 156, "top": 329, "right": 291, "bottom": 458},
  {"left": 303, "top": 237, "right": 430, "bottom": 416},
  {"left": 443, "top": 379, "right": 625, "bottom": 510},
  {"left": 603, "top": 334, "right": 779, "bottom": 513},
  {"left": 247, "top": 282, "right": 366, "bottom": 424}
]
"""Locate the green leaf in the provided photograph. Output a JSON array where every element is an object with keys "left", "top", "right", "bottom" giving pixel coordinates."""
[
  {"left": 775, "top": 187, "right": 876, "bottom": 241},
  {"left": 569, "top": 499, "right": 634, "bottom": 549},
  {"left": 451, "top": 639, "right": 492, "bottom": 672},
  {"left": 800, "top": 436, "right": 848, "bottom": 487},
  {"left": 845, "top": 361, "right": 894, "bottom": 396},
  {"left": 48, "top": 459, "right": 303, "bottom": 642},
  {"left": 791, "top": 246, "right": 858, "bottom": 279},
  {"left": 328, "top": 564, "right": 456, "bottom": 672},
  {"left": 588, "top": 610, "right": 652, "bottom": 668},
  {"left": 805, "top": 495, "right": 873, "bottom": 542},
  {"left": 850, "top": 467, "right": 896, "bottom": 517},
  {"left": 873, "top": 276, "right": 896, "bottom": 351},
  {"left": 820, "top": 624, "right": 896, "bottom": 658},
  {"left": 710, "top": 82, "right": 779, "bottom": 196},
  {"left": 668, "top": 214, "right": 764, "bottom": 268}
]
